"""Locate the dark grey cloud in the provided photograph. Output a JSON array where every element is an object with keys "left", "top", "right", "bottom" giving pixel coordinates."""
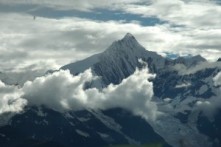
[{"left": 0, "top": 50, "right": 27, "bottom": 61}]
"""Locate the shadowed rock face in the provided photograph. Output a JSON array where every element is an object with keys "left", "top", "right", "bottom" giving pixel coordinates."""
[
  {"left": 62, "top": 33, "right": 166, "bottom": 85},
  {"left": 1, "top": 33, "right": 219, "bottom": 147},
  {"left": 60, "top": 33, "right": 221, "bottom": 147},
  {"left": 0, "top": 107, "right": 170, "bottom": 147},
  {"left": 61, "top": 33, "right": 206, "bottom": 86}
]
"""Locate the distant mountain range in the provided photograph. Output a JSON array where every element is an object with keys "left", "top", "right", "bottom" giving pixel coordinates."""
[{"left": 0, "top": 33, "right": 221, "bottom": 147}]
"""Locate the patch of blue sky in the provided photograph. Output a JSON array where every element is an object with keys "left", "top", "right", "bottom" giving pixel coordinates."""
[
  {"left": 31, "top": 7, "right": 166, "bottom": 26},
  {"left": 164, "top": 52, "right": 195, "bottom": 60},
  {"left": 0, "top": 4, "right": 166, "bottom": 26}
]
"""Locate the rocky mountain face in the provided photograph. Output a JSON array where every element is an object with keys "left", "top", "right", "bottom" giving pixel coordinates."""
[
  {"left": 0, "top": 33, "right": 220, "bottom": 147},
  {"left": 0, "top": 106, "right": 170, "bottom": 147},
  {"left": 62, "top": 33, "right": 205, "bottom": 86}
]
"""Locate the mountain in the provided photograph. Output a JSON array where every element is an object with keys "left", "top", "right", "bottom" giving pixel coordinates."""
[
  {"left": 0, "top": 33, "right": 220, "bottom": 147},
  {"left": 172, "top": 55, "right": 206, "bottom": 67},
  {"left": 0, "top": 106, "right": 170, "bottom": 147},
  {"left": 0, "top": 33, "right": 172, "bottom": 147},
  {"left": 62, "top": 33, "right": 205, "bottom": 86},
  {"left": 62, "top": 33, "right": 166, "bottom": 85}
]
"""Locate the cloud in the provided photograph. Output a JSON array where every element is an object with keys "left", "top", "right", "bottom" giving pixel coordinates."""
[
  {"left": 1, "top": 0, "right": 221, "bottom": 73},
  {"left": 22, "top": 69, "right": 95, "bottom": 112},
  {"left": 85, "top": 66, "right": 159, "bottom": 121},
  {"left": 173, "top": 62, "right": 221, "bottom": 75},
  {"left": 0, "top": 69, "right": 46, "bottom": 86},
  {"left": 0, "top": 81, "right": 27, "bottom": 114},
  {"left": 21, "top": 65, "right": 159, "bottom": 121},
  {"left": 122, "top": 0, "right": 221, "bottom": 28},
  {"left": 0, "top": 80, "right": 27, "bottom": 125},
  {"left": 121, "top": 0, "right": 221, "bottom": 59},
  {"left": 0, "top": 12, "right": 181, "bottom": 71},
  {"left": 213, "top": 71, "right": 221, "bottom": 86},
  {"left": 0, "top": 0, "right": 143, "bottom": 11},
  {"left": 1, "top": 0, "right": 221, "bottom": 75}
]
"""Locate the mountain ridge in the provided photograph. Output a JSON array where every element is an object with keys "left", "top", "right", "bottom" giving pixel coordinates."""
[
  {"left": 61, "top": 33, "right": 206, "bottom": 85},
  {"left": 1, "top": 33, "right": 220, "bottom": 147}
]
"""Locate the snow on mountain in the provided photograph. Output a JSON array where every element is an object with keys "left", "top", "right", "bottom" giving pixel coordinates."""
[
  {"left": 60, "top": 33, "right": 221, "bottom": 147},
  {"left": 62, "top": 33, "right": 167, "bottom": 85},
  {"left": 173, "top": 55, "right": 206, "bottom": 67},
  {"left": 62, "top": 53, "right": 101, "bottom": 75},
  {"left": 0, "top": 106, "right": 169, "bottom": 147},
  {"left": 61, "top": 33, "right": 206, "bottom": 86},
  {"left": 1, "top": 33, "right": 220, "bottom": 147}
]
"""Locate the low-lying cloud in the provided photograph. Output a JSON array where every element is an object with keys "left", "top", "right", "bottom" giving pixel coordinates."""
[
  {"left": 0, "top": 80, "right": 27, "bottom": 125},
  {"left": 0, "top": 81, "right": 27, "bottom": 114},
  {"left": 0, "top": 65, "right": 160, "bottom": 124},
  {"left": 22, "top": 69, "right": 95, "bottom": 112},
  {"left": 22, "top": 66, "right": 159, "bottom": 121},
  {"left": 173, "top": 61, "right": 221, "bottom": 75},
  {"left": 213, "top": 71, "right": 221, "bottom": 86}
]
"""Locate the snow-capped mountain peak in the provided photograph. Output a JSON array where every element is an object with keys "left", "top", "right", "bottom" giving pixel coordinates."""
[
  {"left": 62, "top": 33, "right": 167, "bottom": 86},
  {"left": 105, "top": 33, "right": 143, "bottom": 54},
  {"left": 2, "top": 33, "right": 221, "bottom": 147},
  {"left": 122, "top": 33, "right": 136, "bottom": 41}
]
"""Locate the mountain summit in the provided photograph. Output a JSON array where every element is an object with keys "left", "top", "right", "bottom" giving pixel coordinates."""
[
  {"left": 62, "top": 33, "right": 206, "bottom": 85},
  {"left": 1, "top": 33, "right": 220, "bottom": 147},
  {"left": 121, "top": 33, "right": 138, "bottom": 45},
  {"left": 62, "top": 33, "right": 166, "bottom": 85},
  {"left": 105, "top": 33, "right": 144, "bottom": 54},
  {"left": 124, "top": 32, "right": 135, "bottom": 39}
]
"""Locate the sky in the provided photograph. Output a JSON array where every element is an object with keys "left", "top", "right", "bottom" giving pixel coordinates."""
[
  {"left": 1, "top": 1, "right": 221, "bottom": 140},
  {"left": 0, "top": 0, "right": 221, "bottom": 73}
]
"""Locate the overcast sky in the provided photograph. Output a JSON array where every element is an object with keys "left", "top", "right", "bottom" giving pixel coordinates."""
[{"left": 1, "top": 0, "right": 221, "bottom": 72}]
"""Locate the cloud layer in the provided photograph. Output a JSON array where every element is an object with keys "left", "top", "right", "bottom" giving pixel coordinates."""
[
  {"left": 1, "top": 0, "right": 221, "bottom": 74},
  {"left": 0, "top": 65, "right": 159, "bottom": 124},
  {"left": 22, "top": 66, "right": 158, "bottom": 121},
  {"left": 0, "top": 80, "right": 27, "bottom": 115},
  {"left": 1, "top": 0, "right": 221, "bottom": 126}
]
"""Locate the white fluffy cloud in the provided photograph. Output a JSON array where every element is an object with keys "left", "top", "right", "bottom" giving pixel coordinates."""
[
  {"left": 122, "top": 0, "right": 221, "bottom": 58},
  {"left": 1, "top": 0, "right": 221, "bottom": 73},
  {"left": 0, "top": 80, "right": 27, "bottom": 115},
  {"left": 86, "top": 67, "right": 159, "bottom": 121},
  {"left": 21, "top": 66, "right": 159, "bottom": 121},
  {"left": 123, "top": 0, "right": 221, "bottom": 27},
  {"left": 0, "top": 12, "right": 181, "bottom": 71},
  {"left": 22, "top": 69, "right": 95, "bottom": 111},
  {"left": 1, "top": 0, "right": 221, "bottom": 123}
]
